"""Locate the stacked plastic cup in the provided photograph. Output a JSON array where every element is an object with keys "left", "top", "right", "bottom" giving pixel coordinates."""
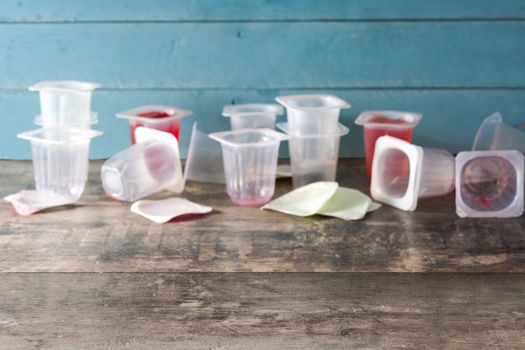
[
  {"left": 9, "top": 81, "right": 102, "bottom": 213},
  {"left": 276, "top": 94, "right": 350, "bottom": 188}
]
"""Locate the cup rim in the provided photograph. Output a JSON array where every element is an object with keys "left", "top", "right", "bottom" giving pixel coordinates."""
[
  {"left": 28, "top": 81, "right": 100, "bottom": 93},
  {"left": 222, "top": 103, "right": 284, "bottom": 117},
  {"left": 116, "top": 105, "right": 193, "bottom": 124},
  {"left": 275, "top": 94, "right": 351, "bottom": 111},
  {"left": 355, "top": 110, "right": 422, "bottom": 129},
  {"left": 17, "top": 126, "right": 103, "bottom": 144},
  {"left": 209, "top": 128, "right": 288, "bottom": 148},
  {"left": 370, "top": 135, "right": 424, "bottom": 211},
  {"left": 276, "top": 122, "right": 349, "bottom": 138}
]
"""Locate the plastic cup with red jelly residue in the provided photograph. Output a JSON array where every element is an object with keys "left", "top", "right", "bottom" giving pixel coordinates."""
[
  {"left": 355, "top": 111, "right": 422, "bottom": 178},
  {"left": 456, "top": 150, "right": 523, "bottom": 218},
  {"left": 101, "top": 127, "right": 184, "bottom": 202},
  {"left": 116, "top": 105, "right": 193, "bottom": 144}
]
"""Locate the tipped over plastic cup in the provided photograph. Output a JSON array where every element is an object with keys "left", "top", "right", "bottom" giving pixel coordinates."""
[
  {"left": 371, "top": 136, "right": 454, "bottom": 211},
  {"left": 101, "top": 127, "right": 184, "bottom": 202},
  {"left": 355, "top": 110, "right": 422, "bottom": 178},
  {"left": 276, "top": 94, "right": 350, "bottom": 135},
  {"left": 472, "top": 112, "right": 525, "bottom": 154},
  {"left": 184, "top": 123, "right": 226, "bottom": 184},
  {"left": 222, "top": 103, "right": 284, "bottom": 130},
  {"left": 209, "top": 128, "right": 287, "bottom": 207},
  {"left": 277, "top": 122, "right": 349, "bottom": 188},
  {"left": 18, "top": 126, "right": 102, "bottom": 201},
  {"left": 456, "top": 150, "right": 523, "bottom": 218},
  {"left": 28, "top": 81, "right": 100, "bottom": 129},
  {"left": 116, "top": 105, "right": 193, "bottom": 144}
]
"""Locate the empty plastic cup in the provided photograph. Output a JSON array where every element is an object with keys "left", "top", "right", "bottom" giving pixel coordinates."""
[
  {"left": 18, "top": 126, "right": 103, "bottom": 201},
  {"left": 101, "top": 127, "right": 184, "bottom": 202},
  {"left": 275, "top": 94, "right": 350, "bottom": 135},
  {"left": 370, "top": 136, "right": 454, "bottom": 211},
  {"left": 34, "top": 112, "right": 98, "bottom": 127},
  {"left": 209, "top": 128, "right": 287, "bottom": 207},
  {"left": 472, "top": 112, "right": 525, "bottom": 154},
  {"left": 184, "top": 123, "right": 226, "bottom": 184},
  {"left": 116, "top": 105, "right": 192, "bottom": 144},
  {"left": 28, "top": 81, "right": 100, "bottom": 129},
  {"left": 355, "top": 111, "right": 422, "bottom": 178},
  {"left": 222, "top": 104, "right": 284, "bottom": 130},
  {"left": 456, "top": 150, "right": 523, "bottom": 218},
  {"left": 277, "top": 122, "right": 349, "bottom": 188}
]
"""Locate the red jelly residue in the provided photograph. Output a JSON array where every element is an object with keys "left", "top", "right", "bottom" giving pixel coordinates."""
[
  {"left": 129, "top": 110, "right": 180, "bottom": 144},
  {"left": 137, "top": 111, "right": 171, "bottom": 119},
  {"left": 364, "top": 117, "right": 413, "bottom": 178}
]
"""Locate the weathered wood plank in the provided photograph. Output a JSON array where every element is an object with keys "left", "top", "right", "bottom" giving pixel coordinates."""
[
  {"left": 0, "top": 22, "right": 523, "bottom": 89},
  {"left": 0, "top": 272, "right": 523, "bottom": 349},
  {"left": 1, "top": 160, "right": 524, "bottom": 273},
  {"left": 3, "top": 89, "right": 525, "bottom": 160},
  {"left": 1, "top": 0, "right": 524, "bottom": 22}
]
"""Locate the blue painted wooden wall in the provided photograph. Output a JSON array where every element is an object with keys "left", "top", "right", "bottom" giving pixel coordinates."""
[{"left": 1, "top": 0, "right": 524, "bottom": 159}]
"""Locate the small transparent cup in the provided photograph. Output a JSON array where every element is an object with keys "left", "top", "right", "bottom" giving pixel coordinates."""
[
  {"left": 472, "top": 112, "right": 525, "bottom": 153},
  {"left": 371, "top": 136, "right": 455, "bottom": 211},
  {"left": 17, "top": 126, "right": 103, "bottom": 201},
  {"left": 183, "top": 123, "right": 226, "bottom": 184},
  {"left": 275, "top": 94, "right": 350, "bottom": 135},
  {"left": 116, "top": 105, "right": 192, "bottom": 144},
  {"left": 28, "top": 81, "right": 100, "bottom": 129},
  {"left": 456, "top": 150, "right": 523, "bottom": 218},
  {"left": 277, "top": 122, "right": 349, "bottom": 188},
  {"left": 209, "top": 128, "right": 287, "bottom": 207},
  {"left": 222, "top": 103, "right": 284, "bottom": 130},
  {"left": 101, "top": 127, "right": 184, "bottom": 202},
  {"left": 355, "top": 110, "right": 422, "bottom": 178}
]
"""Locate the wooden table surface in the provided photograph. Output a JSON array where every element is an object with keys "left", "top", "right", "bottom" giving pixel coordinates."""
[{"left": 0, "top": 159, "right": 524, "bottom": 349}]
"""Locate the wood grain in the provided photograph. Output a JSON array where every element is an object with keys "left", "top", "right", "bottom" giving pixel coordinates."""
[
  {"left": 1, "top": 159, "right": 524, "bottom": 273},
  {"left": 0, "top": 272, "right": 523, "bottom": 349}
]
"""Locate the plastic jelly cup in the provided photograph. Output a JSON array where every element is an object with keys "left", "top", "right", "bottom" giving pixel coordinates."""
[
  {"left": 275, "top": 94, "right": 350, "bottom": 135},
  {"left": 17, "top": 126, "right": 103, "bottom": 201},
  {"left": 34, "top": 112, "right": 98, "bottom": 127},
  {"left": 101, "top": 127, "right": 184, "bottom": 202},
  {"left": 456, "top": 150, "right": 524, "bottom": 218},
  {"left": 209, "top": 128, "right": 288, "bottom": 207},
  {"left": 28, "top": 81, "right": 100, "bottom": 129},
  {"left": 370, "top": 136, "right": 454, "bottom": 211},
  {"left": 355, "top": 110, "right": 422, "bottom": 178},
  {"left": 472, "top": 112, "right": 525, "bottom": 153},
  {"left": 277, "top": 122, "right": 349, "bottom": 189},
  {"left": 184, "top": 123, "right": 226, "bottom": 185},
  {"left": 222, "top": 103, "right": 284, "bottom": 130},
  {"left": 116, "top": 105, "right": 192, "bottom": 144}
]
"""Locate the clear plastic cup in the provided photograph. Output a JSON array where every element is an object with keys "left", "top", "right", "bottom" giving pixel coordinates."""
[
  {"left": 116, "top": 105, "right": 192, "bottom": 144},
  {"left": 222, "top": 103, "right": 284, "bottom": 130},
  {"left": 209, "top": 128, "right": 287, "bottom": 207},
  {"left": 17, "top": 126, "right": 103, "bottom": 201},
  {"left": 275, "top": 94, "right": 350, "bottom": 135},
  {"left": 28, "top": 81, "right": 100, "bottom": 129},
  {"left": 101, "top": 127, "right": 184, "bottom": 202},
  {"left": 456, "top": 150, "right": 524, "bottom": 218},
  {"left": 183, "top": 123, "right": 226, "bottom": 184},
  {"left": 355, "top": 110, "right": 422, "bottom": 178},
  {"left": 472, "top": 112, "right": 525, "bottom": 153},
  {"left": 277, "top": 122, "right": 349, "bottom": 188},
  {"left": 34, "top": 112, "right": 98, "bottom": 127},
  {"left": 371, "top": 136, "right": 455, "bottom": 211}
]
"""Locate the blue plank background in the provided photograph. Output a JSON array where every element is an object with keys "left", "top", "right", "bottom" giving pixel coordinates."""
[{"left": 0, "top": 0, "right": 524, "bottom": 159}]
